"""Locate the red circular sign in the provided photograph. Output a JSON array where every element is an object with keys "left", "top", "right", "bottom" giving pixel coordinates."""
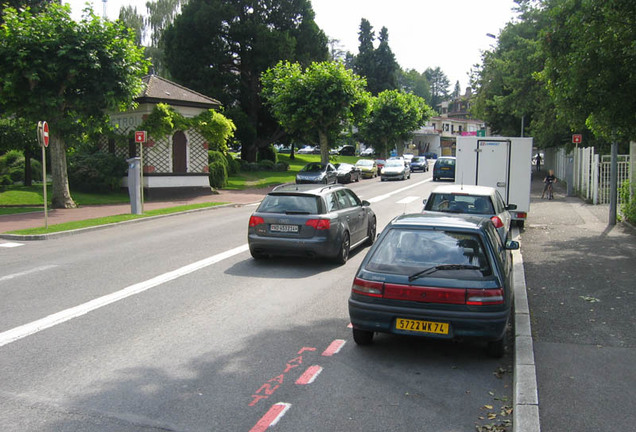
[{"left": 42, "top": 122, "right": 49, "bottom": 147}]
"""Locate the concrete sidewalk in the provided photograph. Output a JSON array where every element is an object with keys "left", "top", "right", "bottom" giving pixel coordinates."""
[
  {"left": 0, "top": 188, "right": 269, "bottom": 235},
  {"left": 518, "top": 170, "right": 636, "bottom": 431}
]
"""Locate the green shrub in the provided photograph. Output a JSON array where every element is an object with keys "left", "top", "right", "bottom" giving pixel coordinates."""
[
  {"left": 208, "top": 150, "right": 228, "bottom": 170},
  {"left": 247, "top": 162, "right": 260, "bottom": 172},
  {"left": 68, "top": 150, "right": 127, "bottom": 193},
  {"left": 0, "top": 150, "right": 43, "bottom": 184},
  {"left": 257, "top": 144, "right": 277, "bottom": 163},
  {"left": 208, "top": 161, "right": 227, "bottom": 189},
  {"left": 224, "top": 153, "right": 240, "bottom": 175},
  {"left": 257, "top": 160, "right": 275, "bottom": 171},
  {"left": 274, "top": 161, "right": 289, "bottom": 172},
  {"left": 619, "top": 180, "right": 636, "bottom": 224}
]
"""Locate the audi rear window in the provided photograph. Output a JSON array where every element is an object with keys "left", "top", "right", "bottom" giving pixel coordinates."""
[{"left": 257, "top": 194, "right": 320, "bottom": 214}]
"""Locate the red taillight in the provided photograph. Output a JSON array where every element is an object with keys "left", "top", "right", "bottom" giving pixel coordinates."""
[
  {"left": 305, "top": 219, "right": 330, "bottom": 230},
  {"left": 515, "top": 212, "right": 527, "bottom": 220},
  {"left": 384, "top": 283, "right": 466, "bottom": 304},
  {"left": 249, "top": 215, "right": 264, "bottom": 227},
  {"left": 490, "top": 216, "right": 504, "bottom": 229},
  {"left": 466, "top": 288, "right": 505, "bottom": 305},
  {"left": 352, "top": 278, "right": 383, "bottom": 297}
]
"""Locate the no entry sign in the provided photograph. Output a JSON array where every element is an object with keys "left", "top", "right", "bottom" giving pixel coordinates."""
[
  {"left": 135, "top": 131, "right": 147, "bottom": 143},
  {"left": 38, "top": 121, "right": 49, "bottom": 147},
  {"left": 572, "top": 134, "right": 582, "bottom": 144}
]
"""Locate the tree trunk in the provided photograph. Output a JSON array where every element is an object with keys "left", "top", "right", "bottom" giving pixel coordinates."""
[
  {"left": 318, "top": 130, "right": 329, "bottom": 165},
  {"left": 49, "top": 134, "right": 76, "bottom": 209},
  {"left": 24, "top": 145, "right": 33, "bottom": 187}
]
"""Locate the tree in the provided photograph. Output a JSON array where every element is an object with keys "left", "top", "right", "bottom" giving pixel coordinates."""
[
  {"left": 358, "top": 90, "right": 433, "bottom": 158},
  {"left": 539, "top": 0, "right": 636, "bottom": 142},
  {"left": 0, "top": 4, "right": 149, "bottom": 207},
  {"left": 162, "top": 0, "right": 329, "bottom": 162},
  {"left": 353, "top": 19, "right": 399, "bottom": 95},
  {"left": 425, "top": 67, "right": 450, "bottom": 110},
  {"left": 374, "top": 27, "right": 399, "bottom": 93},
  {"left": 261, "top": 61, "right": 370, "bottom": 164},
  {"left": 399, "top": 69, "right": 431, "bottom": 103}
]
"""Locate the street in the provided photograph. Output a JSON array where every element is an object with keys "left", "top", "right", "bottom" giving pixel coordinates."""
[{"left": 0, "top": 172, "right": 513, "bottom": 432}]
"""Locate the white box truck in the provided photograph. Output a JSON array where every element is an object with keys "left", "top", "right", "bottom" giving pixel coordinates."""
[{"left": 455, "top": 136, "right": 533, "bottom": 227}]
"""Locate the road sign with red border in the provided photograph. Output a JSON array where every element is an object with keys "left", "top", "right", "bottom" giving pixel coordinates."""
[
  {"left": 135, "top": 131, "right": 147, "bottom": 143},
  {"left": 572, "top": 134, "right": 582, "bottom": 144}
]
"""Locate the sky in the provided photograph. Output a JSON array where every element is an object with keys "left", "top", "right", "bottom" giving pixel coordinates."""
[{"left": 65, "top": 0, "right": 518, "bottom": 91}]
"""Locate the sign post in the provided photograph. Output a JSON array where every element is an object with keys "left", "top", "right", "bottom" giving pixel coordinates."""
[
  {"left": 572, "top": 134, "right": 582, "bottom": 144},
  {"left": 135, "top": 131, "right": 147, "bottom": 212},
  {"left": 37, "top": 121, "right": 49, "bottom": 229}
]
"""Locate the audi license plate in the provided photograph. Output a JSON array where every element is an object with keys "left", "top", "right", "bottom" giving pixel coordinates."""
[
  {"left": 395, "top": 318, "right": 449, "bottom": 335},
  {"left": 270, "top": 224, "right": 298, "bottom": 233}
]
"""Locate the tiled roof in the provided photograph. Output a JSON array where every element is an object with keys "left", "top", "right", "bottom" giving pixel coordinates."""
[{"left": 137, "top": 75, "right": 221, "bottom": 109}]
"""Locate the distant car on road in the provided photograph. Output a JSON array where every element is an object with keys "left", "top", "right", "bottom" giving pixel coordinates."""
[
  {"left": 422, "top": 184, "right": 516, "bottom": 242},
  {"left": 334, "top": 163, "right": 361, "bottom": 183},
  {"left": 348, "top": 212, "right": 519, "bottom": 357},
  {"left": 432, "top": 156, "right": 456, "bottom": 181},
  {"left": 339, "top": 145, "right": 356, "bottom": 156},
  {"left": 381, "top": 158, "right": 411, "bottom": 181},
  {"left": 410, "top": 156, "right": 429, "bottom": 172},
  {"left": 297, "top": 145, "right": 316, "bottom": 154},
  {"left": 248, "top": 184, "right": 376, "bottom": 264},
  {"left": 296, "top": 162, "right": 338, "bottom": 184},
  {"left": 360, "top": 147, "right": 375, "bottom": 157},
  {"left": 355, "top": 159, "right": 378, "bottom": 179}
]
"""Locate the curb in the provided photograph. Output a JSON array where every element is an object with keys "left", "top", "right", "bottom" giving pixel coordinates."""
[
  {"left": 0, "top": 201, "right": 257, "bottom": 241},
  {"left": 512, "top": 227, "right": 541, "bottom": 432}
]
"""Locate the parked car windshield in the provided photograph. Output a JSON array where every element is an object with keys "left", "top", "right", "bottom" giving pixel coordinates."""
[
  {"left": 385, "top": 160, "right": 404, "bottom": 167},
  {"left": 427, "top": 194, "right": 495, "bottom": 215},
  {"left": 356, "top": 160, "right": 374, "bottom": 167},
  {"left": 301, "top": 163, "right": 326, "bottom": 172},
  {"left": 365, "top": 229, "right": 492, "bottom": 279},
  {"left": 257, "top": 194, "right": 320, "bottom": 214}
]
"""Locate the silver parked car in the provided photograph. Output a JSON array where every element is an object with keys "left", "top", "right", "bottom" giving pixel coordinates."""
[
  {"left": 422, "top": 185, "right": 516, "bottom": 242},
  {"left": 248, "top": 184, "right": 376, "bottom": 264},
  {"left": 381, "top": 158, "right": 411, "bottom": 181}
]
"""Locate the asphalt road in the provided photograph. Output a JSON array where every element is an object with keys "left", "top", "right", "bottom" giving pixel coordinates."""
[{"left": 0, "top": 171, "right": 513, "bottom": 431}]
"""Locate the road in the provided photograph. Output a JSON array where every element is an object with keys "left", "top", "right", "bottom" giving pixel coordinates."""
[{"left": 0, "top": 170, "right": 513, "bottom": 432}]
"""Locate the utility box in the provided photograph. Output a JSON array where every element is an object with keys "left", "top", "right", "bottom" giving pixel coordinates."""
[
  {"left": 126, "top": 157, "right": 142, "bottom": 215},
  {"left": 455, "top": 136, "right": 533, "bottom": 227}
]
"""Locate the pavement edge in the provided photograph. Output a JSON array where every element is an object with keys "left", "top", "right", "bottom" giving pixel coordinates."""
[{"left": 512, "top": 227, "right": 541, "bottom": 432}]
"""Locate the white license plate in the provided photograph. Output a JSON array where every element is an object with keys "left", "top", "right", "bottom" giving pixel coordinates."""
[{"left": 270, "top": 224, "right": 299, "bottom": 233}]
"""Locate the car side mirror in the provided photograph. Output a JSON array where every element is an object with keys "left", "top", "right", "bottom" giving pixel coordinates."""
[
  {"left": 362, "top": 200, "right": 371, "bottom": 207},
  {"left": 422, "top": 199, "right": 428, "bottom": 206},
  {"left": 506, "top": 204, "right": 517, "bottom": 210},
  {"left": 505, "top": 240, "right": 520, "bottom": 250}
]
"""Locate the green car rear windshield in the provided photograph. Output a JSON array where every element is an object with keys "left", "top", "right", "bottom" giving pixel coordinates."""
[{"left": 366, "top": 229, "right": 492, "bottom": 279}]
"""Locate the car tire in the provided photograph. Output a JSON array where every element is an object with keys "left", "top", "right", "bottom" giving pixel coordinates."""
[
  {"left": 352, "top": 328, "right": 374, "bottom": 345},
  {"left": 250, "top": 248, "right": 266, "bottom": 260},
  {"left": 516, "top": 220, "right": 525, "bottom": 228},
  {"left": 365, "top": 217, "right": 376, "bottom": 246},
  {"left": 486, "top": 334, "right": 506, "bottom": 358},
  {"left": 334, "top": 232, "right": 350, "bottom": 265}
]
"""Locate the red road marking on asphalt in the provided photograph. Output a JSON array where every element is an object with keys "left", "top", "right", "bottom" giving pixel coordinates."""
[
  {"left": 249, "top": 402, "right": 291, "bottom": 432},
  {"left": 295, "top": 365, "right": 323, "bottom": 385},
  {"left": 322, "top": 339, "right": 346, "bottom": 356},
  {"left": 347, "top": 323, "right": 353, "bottom": 328},
  {"left": 297, "top": 347, "right": 317, "bottom": 354}
]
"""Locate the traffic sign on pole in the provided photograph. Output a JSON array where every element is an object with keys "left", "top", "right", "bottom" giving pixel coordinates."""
[
  {"left": 135, "top": 131, "right": 147, "bottom": 143},
  {"left": 572, "top": 134, "right": 582, "bottom": 144}
]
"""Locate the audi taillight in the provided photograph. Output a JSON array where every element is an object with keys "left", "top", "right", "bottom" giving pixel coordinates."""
[
  {"left": 466, "top": 288, "right": 505, "bottom": 305},
  {"left": 490, "top": 216, "right": 504, "bottom": 229},
  {"left": 249, "top": 215, "right": 264, "bottom": 227},
  {"left": 352, "top": 278, "right": 383, "bottom": 297},
  {"left": 305, "top": 219, "right": 330, "bottom": 230}
]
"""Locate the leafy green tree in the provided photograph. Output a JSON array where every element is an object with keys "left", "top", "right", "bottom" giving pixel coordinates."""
[
  {"left": 0, "top": 4, "right": 149, "bottom": 207},
  {"left": 358, "top": 90, "right": 433, "bottom": 158},
  {"left": 539, "top": 0, "right": 636, "bottom": 142},
  {"left": 399, "top": 69, "right": 431, "bottom": 103},
  {"left": 118, "top": 5, "right": 145, "bottom": 47},
  {"left": 353, "top": 19, "right": 399, "bottom": 95},
  {"left": 162, "top": 0, "right": 329, "bottom": 162},
  {"left": 261, "top": 61, "right": 370, "bottom": 164},
  {"left": 374, "top": 27, "right": 399, "bottom": 93},
  {"left": 425, "top": 67, "right": 450, "bottom": 110}
]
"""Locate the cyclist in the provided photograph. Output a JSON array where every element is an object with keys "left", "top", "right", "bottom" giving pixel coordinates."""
[{"left": 541, "top": 169, "right": 557, "bottom": 199}]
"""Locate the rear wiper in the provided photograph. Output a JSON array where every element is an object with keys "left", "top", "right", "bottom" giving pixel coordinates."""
[
  {"left": 284, "top": 210, "right": 311, "bottom": 215},
  {"left": 408, "top": 264, "right": 481, "bottom": 282}
]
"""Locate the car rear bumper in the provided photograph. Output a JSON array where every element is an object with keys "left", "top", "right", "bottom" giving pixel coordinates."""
[
  {"left": 348, "top": 297, "right": 509, "bottom": 341},
  {"left": 248, "top": 233, "right": 340, "bottom": 258}
]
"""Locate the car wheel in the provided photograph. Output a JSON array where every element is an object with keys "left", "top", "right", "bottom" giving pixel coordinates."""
[
  {"left": 516, "top": 220, "right": 525, "bottom": 228},
  {"left": 365, "top": 217, "right": 376, "bottom": 246},
  {"left": 352, "top": 328, "right": 374, "bottom": 345},
  {"left": 323, "top": 178, "right": 328, "bottom": 184},
  {"left": 334, "top": 232, "right": 350, "bottom": 265},
  {"left": 486, "top": 334, "right": 506, "bottom": 358},
  {"left": 250, "top": 248, "right": 266, "bottom": 260}
]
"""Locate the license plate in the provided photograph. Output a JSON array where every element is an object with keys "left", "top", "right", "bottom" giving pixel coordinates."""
[
  {"left": 270, "top": 224, "right": 299, "bottom": 233},
  {"left": 395, "top": 318, "right": 449, "bottom": 335}
]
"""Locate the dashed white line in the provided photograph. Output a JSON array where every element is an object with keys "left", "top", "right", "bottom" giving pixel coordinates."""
[
  {"left": 0, "top": 265, "right": 58, "bottom": 283},
  {"left": 0, "top": 242, "right": 24, "bottom": 248},
  {"left": 396, "top": 196, "right": 421, "bottom": 204}
]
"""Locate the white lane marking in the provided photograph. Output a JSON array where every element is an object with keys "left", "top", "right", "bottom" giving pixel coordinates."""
[
  {"left": 0, "top": 265, "right": 58, "bottom": 283},
  {"left": 396, "top": 196, "right": 420, "bottom": 204},
  {"left": 0, "top": 242, "right": 24, "bottom": 248},
  {"left": 0, "top": 244, "right": 249, "bottom": 347},
  {"left": 368, "top": 178, "right": 431, "bottom": 203}
]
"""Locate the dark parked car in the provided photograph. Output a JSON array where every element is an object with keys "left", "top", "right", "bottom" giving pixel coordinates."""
[
  {"left": 432, "top": 156, "right": 456, "bottom": 181},
  {"left": 348, "top": 213, "right": 519, "bottom": 357},
  {"left": 248, "top": 184, "right": 376, "bottom": 264},
  {"left": 422, "top": 152, "right": 438, "bottom": 160},
  {"left": 296, "top": 162, "right": 338, "bottom": 184},
  {"left": 339, "top": 145, "right": 356, "bottom": 156},
  {"left": 410, "top": 156, "right": 429, "bottom": 172},
  {"left": 334, "top": 163, "right": 361, "bottom": 183}
]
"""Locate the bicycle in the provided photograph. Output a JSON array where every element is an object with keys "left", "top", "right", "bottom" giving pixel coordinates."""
[{"left": 545, "top": 181, "right": 554, "bottom": 200}]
